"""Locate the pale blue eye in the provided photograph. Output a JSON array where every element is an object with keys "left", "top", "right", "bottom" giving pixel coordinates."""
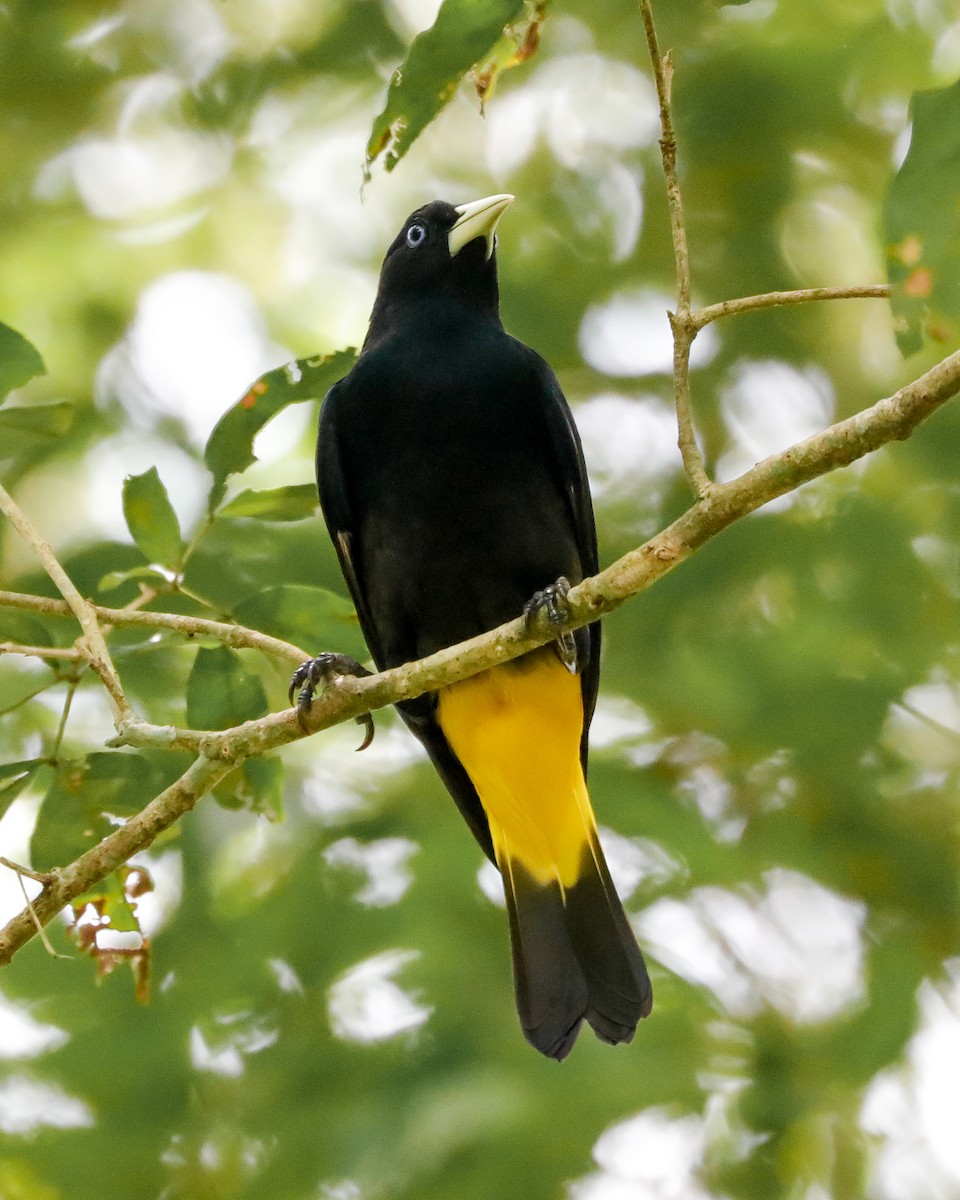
[{"left": 406, "top": 223, "right": 426, "bottom": 248}]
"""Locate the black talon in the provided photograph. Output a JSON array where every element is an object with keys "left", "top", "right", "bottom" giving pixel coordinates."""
[
  {"left": 289, "top": 653, "right": 374, "bottom": 743},
  {"left": 355, "top": 713, "right": 375, "bottom": 752},
  {"left": 523, "top": 576, "right": 578, "bottom": 673}
]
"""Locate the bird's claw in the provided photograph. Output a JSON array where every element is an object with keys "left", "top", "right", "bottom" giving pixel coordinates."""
[
  {"left": 289, "top": 653, "right": 375, "bottom": 749},
  {"left": 524, "top": 576, "right": 578, "bottom": 673}
]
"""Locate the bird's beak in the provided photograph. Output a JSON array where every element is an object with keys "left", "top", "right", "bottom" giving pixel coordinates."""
[{"left": 448, "top": 193, "right": 515, "bottom": 260}]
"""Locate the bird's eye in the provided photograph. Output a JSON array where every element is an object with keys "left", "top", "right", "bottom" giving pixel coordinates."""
[{"left": 406, "top": 223, "right": 426, "bottom": 248}]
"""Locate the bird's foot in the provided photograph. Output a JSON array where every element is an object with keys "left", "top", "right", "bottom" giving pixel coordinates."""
[
  {"left": 524, "top": 576, "right": 578, "bottom": 673},
  {"left": 289, "top": 653, "right": 374, "bottom": 749}
]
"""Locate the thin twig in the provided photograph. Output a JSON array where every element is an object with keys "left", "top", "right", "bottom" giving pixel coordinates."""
[
  {"left": 639, "top": 4, "right": 691, "bottom": 311},
  {"left": 0, "top": 641, "right": 84, "bottom": 662},
  {"left": 12, "top": 868, "right": 66, "bottom": 958},
  {"left": 0, "top": 856, "right": 54, "bottom": 884},
  {"left": 0, "top": 483, "right": 133, "bottom": 727},
  {"left": 694, "top": 284, "right": 892, "bottom": 329},
  {"left": 51, "top": 680, "right": 78, "bottom": 760},
  {"left": 638, "top": 0, "right": 710, "bottom": 498},
  {"left": 895, "top": 700, "right": 960, "bottom": 745},
  {"left": 0, "top": 592, "right": 308, "bottom": 667}
]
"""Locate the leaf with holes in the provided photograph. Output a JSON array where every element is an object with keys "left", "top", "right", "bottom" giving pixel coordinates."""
[
  {"left": 884, "top": 78, "right": 960, "bottom": 354},
  {"left": 204, "top": 350, "right": 355, "bottom": 509},
  {"left": 365, "top": 0, "right": 530, "bottom": 175}
]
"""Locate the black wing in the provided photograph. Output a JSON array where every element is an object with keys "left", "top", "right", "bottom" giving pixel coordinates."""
[
  {"left": 316, "top": 378, "right": 497, "bottom": 862},
  {"left": 523, "top": 348, "right": 602, "bottom": 773}
]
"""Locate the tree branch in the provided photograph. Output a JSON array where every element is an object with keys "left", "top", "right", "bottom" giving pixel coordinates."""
[
  {"left": 0, "top": 641, "right": 83, "bottom": 663},
  {"left": 694, "top": 284, "right": 892, "bottom": 329},
  {"left": 0, "top": 592, "right": 308, "bottom": 667},
  {"left": 0, "top": 483, "right": 133, "bottom": 726},
  {"left": 638, "top": 0, "right": 710, "bottom": 499},
  {"left": 637, "top": 5, "right": 894, "bottom": 503},
  {"left": 3, "top": 344, "right": 958, "bottom": 966}
]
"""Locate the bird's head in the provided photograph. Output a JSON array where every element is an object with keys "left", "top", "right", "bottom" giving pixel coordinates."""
[{"left": 366, "top": 194, "right": 514, "bottom": 343}]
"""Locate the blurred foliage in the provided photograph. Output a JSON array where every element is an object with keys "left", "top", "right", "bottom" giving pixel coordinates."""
[{"left": 1, "top": 1, "right": 960, "bottom": 1199}]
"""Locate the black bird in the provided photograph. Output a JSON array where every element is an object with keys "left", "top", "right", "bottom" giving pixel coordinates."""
[{"left": 293, "top": 195, "right": 652, "bottom": 1059}]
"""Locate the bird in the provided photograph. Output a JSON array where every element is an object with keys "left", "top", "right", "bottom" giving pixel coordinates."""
[{"left": 291, "top": 194, "right": 652, "bottom": 1059}]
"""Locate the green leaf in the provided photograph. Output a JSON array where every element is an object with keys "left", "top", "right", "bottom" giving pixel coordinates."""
[
  {"left": 30, "top": 753, "right": 164, "bottom": 870},
  {"left": 233, "top": 584, "right": 363, "bottom": 658},
  {"left": 186, "top": 645, "right": 268, "bottom": 731},
  {"left": 0, "top": 609, "right": 52, "bottom": 647},
  {"left": 98, "top": 565, "right": 169, "bottom": 593},
  {"left": 122, "top": 467, "right": 183, "bottom": 566},
  {"left": 32, "top": 763, "right": 106, "bottom": 870},
  {"left": 0, "top": 758, "right": 40, "bottom": 780},
  {"left": 884, "top": 78, "right": 960, "bottom": 354},
  {"left": 0, "top": 762, "right": 38, "bottom": 822},
  {"left": 217, "top": 483, "right": 319, "bottom": 522},
  {"left": 0, "top": 402, "right": 73, "bottom": 457},
  {"left": 0, "top": 321, "right": 45, "bottom": 402},
  {"left": 365, "top": 0, "right": 528, "bottom": 174},
  {"left": 204, "top": 350, "right": 355, "bottom": 509},
  {"left": 214, "top": 755, "right": 284, "bottom": 820}
]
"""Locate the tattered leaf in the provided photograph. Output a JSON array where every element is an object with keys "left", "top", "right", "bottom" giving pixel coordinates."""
[
  {"left": 474, "top": 1, "right": 544, "bottom": 110},
  {"left": 0, "top": 402, "right": 73, "bottom": 457},
  {"left": 69, "top": 866, "right": 153, "bottom": 1002},
  {"left": 218, "top": 483, "right": 319, "bottom": 522},
  {"left": 186, "top": 645, "right": 268, "bottom": 731},
  {"left": 0, "top": 321, "right": 45, "bottom": 402},
  {"left": 884, "top": 78, "right": 960, "bottom": 354},
  {"left": 72, "top": 868, "right": 140, "bottom": 932},
  {"left": 122, "top": 467, "right": 183, "bottom": 566},
  {"left": 233, "top": 584, "right": 364, "bottom": 659},
  {"left": 204, "top": 350, "right": 355, "bottom": 509},
  {"left": 365, "top": 0, "right": 528, "bottom": 175}
]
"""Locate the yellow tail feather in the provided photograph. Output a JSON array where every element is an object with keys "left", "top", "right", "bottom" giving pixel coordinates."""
[{"left": 436, "top": 650, "right": 594, "bottom": 888}]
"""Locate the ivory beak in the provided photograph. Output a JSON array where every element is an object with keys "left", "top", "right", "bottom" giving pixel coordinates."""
[{"left": 448, "top": 193, "right": 515, "bottom": 259}]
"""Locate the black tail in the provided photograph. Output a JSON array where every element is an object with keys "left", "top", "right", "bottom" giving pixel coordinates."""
[{"left": 500, "top": 836, "right": 653, "bottom": 1060}]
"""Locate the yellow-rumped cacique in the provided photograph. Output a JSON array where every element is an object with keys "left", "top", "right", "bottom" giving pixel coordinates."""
[{"left": 292, "top": 194, "right": 652, "bottom": 1059}]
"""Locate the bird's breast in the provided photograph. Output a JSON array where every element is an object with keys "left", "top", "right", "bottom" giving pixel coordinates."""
[{"left": 330, "top": 337, "right": 582, "bottom": 658}]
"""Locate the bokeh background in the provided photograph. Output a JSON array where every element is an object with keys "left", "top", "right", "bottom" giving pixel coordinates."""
[{"left": 2, "top": 0, "right": 960, "bottom": 1197}]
